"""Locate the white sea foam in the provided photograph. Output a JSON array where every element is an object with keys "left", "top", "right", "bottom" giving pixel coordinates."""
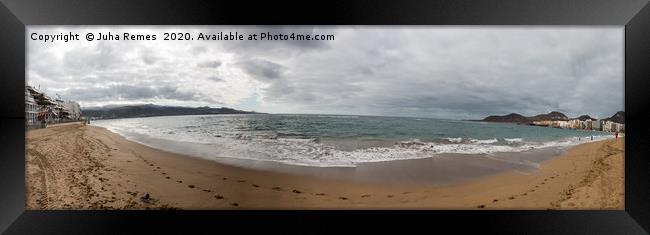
[
  {"left": 92, "top": 117, "right": 615, "bottom": 168},
  {"left": 469, "top": 138, "right": 499, "bottom": 144},
  {"left": 443, "top": 137, "right": 463, "bottom": 143},
  {"left": 504, "top": 138, "right": 523, "bottom": 143}
]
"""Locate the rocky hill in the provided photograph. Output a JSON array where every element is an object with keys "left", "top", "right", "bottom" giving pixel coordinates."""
[
  {"left": 481, "top": 111, "right": 568, "bottom": 124},
  {"left": 529, "top": 111, "right": 569, "bottom": 121},
  {"left": 604, "top": 111, "right": 625, "bottom": 124},
  {"left": 481, "top": 113, "right": 531, "bottom": 124},
  {"left": 575, "top": 115, "right": 597, "bottom": 121}
]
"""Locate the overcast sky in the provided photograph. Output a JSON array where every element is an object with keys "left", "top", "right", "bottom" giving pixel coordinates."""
[{"left": 27, "top": 26, "right": 623, "bottom": 119}]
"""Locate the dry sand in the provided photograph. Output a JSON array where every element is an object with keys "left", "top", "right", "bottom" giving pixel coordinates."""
[{"left": 26, "top": 123, "right": 624, "bottom": 210}]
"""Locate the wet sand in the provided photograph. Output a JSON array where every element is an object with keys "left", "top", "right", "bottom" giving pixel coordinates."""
[
  {"left": 26, "top": 123, "right": 624, "bottom": 209},
  {"left": 207, "top": 147, "right": 563, "bottom": 186}
]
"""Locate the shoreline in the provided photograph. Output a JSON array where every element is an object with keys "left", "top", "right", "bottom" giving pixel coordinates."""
[{"left": 26, "top": 123, "right": 624, "bottom": 209}]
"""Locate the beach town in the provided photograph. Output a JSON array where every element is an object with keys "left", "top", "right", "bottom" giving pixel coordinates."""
[
  {"left": 25, "top": 84, "right": 625, "bottom": 210},
  {"left": 529, "top": 113, "right": 625, "bottom": 134},
  {"left": 25, "top": 84, "right": 625, "bottom": 134},
  {"left": 23, "top": 26, "right": 624, "bottom": 210},
  {"left": 25, "top": 85, "right": 82, "bottom": 129}
]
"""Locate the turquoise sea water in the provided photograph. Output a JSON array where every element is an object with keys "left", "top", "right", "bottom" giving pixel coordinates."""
[{"left": 93, "top": 114, "right": 612, "bottom": 167}]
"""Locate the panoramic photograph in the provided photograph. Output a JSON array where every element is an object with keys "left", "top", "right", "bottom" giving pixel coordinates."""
[{"left": 25, "top": 26, "right": 624, "bottom": 210}]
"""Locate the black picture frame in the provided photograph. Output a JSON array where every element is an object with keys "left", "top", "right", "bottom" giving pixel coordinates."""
[{"left": 1, "top": 0, "right": 649, "bottom": 234}]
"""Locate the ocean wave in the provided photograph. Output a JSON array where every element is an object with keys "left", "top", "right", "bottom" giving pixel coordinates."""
[
  {"left": 469, "top": 138, "right": 499, "bottom": 144},
  {"left": 504, "top": 138, "right": 523, "bottom": 143},
  {"left": 91, "top": 118, "right": 615, "bottom": 168},
  {"left": 443, "top": 137, "right": 463, "bottom": 143}
]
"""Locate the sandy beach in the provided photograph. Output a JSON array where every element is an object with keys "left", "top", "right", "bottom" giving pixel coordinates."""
[{"left": 26, "top": 122, "right": 624, "bottom": 210}]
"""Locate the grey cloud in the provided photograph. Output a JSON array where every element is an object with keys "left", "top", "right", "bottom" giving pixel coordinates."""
[
  {"left": 237, "top": 58, "right": 286, "bottom": 81},
  {"left": 28, "top": 26, "right": 623, "bottom": 119},
  {"left": 191, "top": 46, "right": 207, "bottom": 55},
  {"left": 63, "top": 42, "right": 122, "bottom": 71},
  {"left": 62, "top": 84, "right": 196, "bottom": 102},
  {"left": 198, "top": 60, "right": 222, "bottom": 68},
  {"left": 215, "top": 26, "right": 332, "bottom": 58},
  {"left": 140, "top": 47, "right": 162, "bottom": 65},
  {"left": 207, "top": 76, "right": 224, "bottom": 82}
]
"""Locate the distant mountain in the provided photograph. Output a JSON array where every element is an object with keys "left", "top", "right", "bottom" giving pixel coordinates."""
[
  {"left": 82, "top": 104, "right": 260, "bottom": 119},
  {"left": 604, "top": 111, "right": 625, "bottom": 124},
  {"left": 575, "top": 115, "right": 597, "bottom": 121},
  {"left": 482, "top": 113, "right": 531, "bottom": 124},
  {"left": 529, "top": 111, "right": 569, "bottom": 121},
  {"left": 481, "top": 111, "right": 567, "bottom": 124}
]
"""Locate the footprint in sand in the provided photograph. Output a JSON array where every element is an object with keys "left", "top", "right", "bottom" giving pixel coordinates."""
[
  {"left": 492, "top": 199, "right": 499, "bottom": 203},
  {"left": 338, "top": 197, "right": 348, "bottom": 200},
  {"left": 508, "top": 196, "right": 516, "bottom": 200},
  {"left": 165, "top": 176, "right": 171, "bottom": 179},
  {"left": 202, "top": 189, "right": 212, "bottom": 193},
  {"left": 177, "top": 180, "right": 183, "bottom": 183},
  {"left": 214, "top": 195, "right": 224, "bottom": 199},
  {"left": 387, "top": 195, "right": 394, "bottom": 198},
  {"left": 361, "top": 194, "right": 371, "bottom": 198},
  {"left": 315, "top": 193, "right": 327, "bottom": 196},
  {"left": 251, "top": 184, "right": 260, "bottom": 188},
  {"left": 292, "top": 189, "right": 302, "bottom": 194},
  {"left": 223, "top": 177, "right": 228, "bottom": 180},
  {"left": 230, "top": 202, "right": 239, "bottom": 207},
  {"left": 477, "top": 205, "right": 486, "bottom": 208},
  {"left": 272, "top": 187, "right": 282, "bottom": 191},
  {"left": 188, "top": 185, "right": 196, "bottom": 188}
]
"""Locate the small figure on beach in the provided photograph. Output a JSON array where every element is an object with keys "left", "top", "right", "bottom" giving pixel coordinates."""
[
  {"left": 615, "top": 131, "right": 618, "bottom": 139},
  {"left": 591, "top": 136, "right": 593, "bottom": 141},
  {"left": 141, "top": 193, "right": 150, "bottom": 203}
]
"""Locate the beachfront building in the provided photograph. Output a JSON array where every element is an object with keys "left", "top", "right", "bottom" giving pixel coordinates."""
[
  {"left": 25, "top": 87, "right": 38, "bottom": 126},
  {"left": 53, "top": 98, "right": 70, "bottom": 121},
  {"left": 65, "top": 101, "right": 81, "bottom": 120},
  {"left": 604, "top": 121, "right": 613, "bottom": 132},
  {"left": 531, "top": 120, "right": 569, "bottom": 128},
  {"left": 602, "top": 120, "right": 625, "bottom": 133},
  {"left": 28, "top": 86, "right": 57, "bottom": 123},
  {"left": 592, "top": 119, "right": 602, "bottom": 131},
  {"left": 27, "top": 85, "right": 82, "bottom": 124},
  {"left": 567, "top": 119, "right": 582, "bottom": 129}
]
